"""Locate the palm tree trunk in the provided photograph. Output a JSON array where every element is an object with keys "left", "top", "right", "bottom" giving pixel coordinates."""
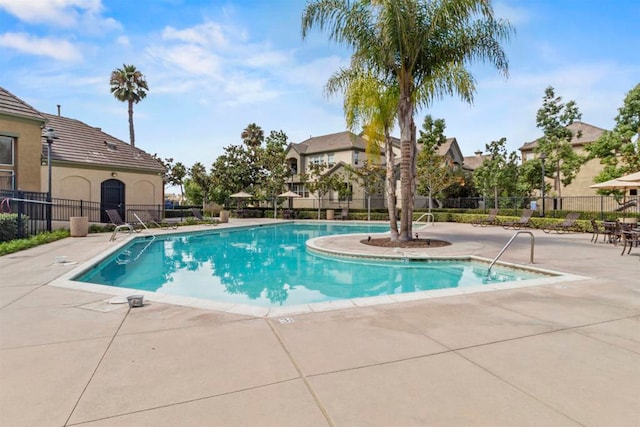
[
  {"left": 128, "top": 99, "right": 135, "bottom": 147},
  {"left": 385, "top": 132, "right": 398, "bottom": 241},
  {"left": 398, "top": 83, "right": 414, "bottom": 241}
]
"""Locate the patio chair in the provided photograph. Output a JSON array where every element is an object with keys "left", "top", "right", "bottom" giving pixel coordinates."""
[
  {"left": 620, "top": 227, "right": 640, "bottom": 258},
  {"left": 105, "top": 209, "right": 137, "bottom": 241},
  {"left": 590, "top": 219, "right": 620, "bottom": 244},
  {"left": 501, "top": 209, "right": 533, "bottom": 230},
  {"left": 191, "top": 208, "right": 219, "bottom": 225},
  {"left": 542, "top": 212, "right": 581, "bottom": 233},
  {"left": 471, "top": 209, "right": 500, "bottom": 227},
  {"left": 590, "top": 219, "right": 602, "bottom": 243}
]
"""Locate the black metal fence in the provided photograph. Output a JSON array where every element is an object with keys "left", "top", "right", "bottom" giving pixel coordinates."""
[
  {"left": 1, "top": 189, "right": 639, "bottom": 240},
  {"left": 0, "top": 189, "right": 165, "bottom": 239},
  {"left": 440, "top": 196, "right": 640, "bottom": 219}
]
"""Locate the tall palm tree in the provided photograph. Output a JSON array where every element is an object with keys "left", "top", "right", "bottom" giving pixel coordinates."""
[
  {"left": 109, "top": 64, "right": 149, "bottom": 147},
  {"left": 303, "top": 0, "right": 512, "bottom": 240},
  {"left": 326, "top": 66, "right": 401, "bottom": 239}
]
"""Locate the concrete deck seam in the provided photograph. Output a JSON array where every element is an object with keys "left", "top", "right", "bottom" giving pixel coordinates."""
[
  {"left": 64, "top": 377, "right": 303, "bottom": 426},
  {"left": 0, "top": 283, "right": 48, "bottom": 310},
  {"left": 452, "top": 348, "right": 588, "bottom": 426},
  {"left": 298, "top": 313, "right": 640, "bottom": 380},
  {"left": 265, "top": 318, "right": 336, "bottom": 427},
  {"left": 483, "top": 293, "right": 640, "bottom": 328},
  {"left": 569, "top": 315, "right": 640, "bottom": 356},
  {"left": 63, "top": 306, "right": 132, "bottom": 426}
]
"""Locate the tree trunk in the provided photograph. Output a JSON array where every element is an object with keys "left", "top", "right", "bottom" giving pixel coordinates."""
[
  {"left": 367, "top": 194, "right": 371, "bottom": 221},
  {"left": 398, "top": 81, "right": 415, "bottom": 241},
  {"left": 555, "top": 159, "right": 562, "bottom": 199},
  {"left": 128, "top": 99, "right": 135, "bottom": 147},
  {"left": 385, "top": 132, "right": 399, "bottom": 241},
  {"left": 317, "top": 194, "right": 322, "bottom": 220}
]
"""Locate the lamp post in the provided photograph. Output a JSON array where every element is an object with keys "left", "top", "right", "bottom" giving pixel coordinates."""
[
  {"left": 44, "top": 127, "right": 58, "bottom": 231},
  {"left": 539, "top": 152, "right": 547, "bottom": 217}
]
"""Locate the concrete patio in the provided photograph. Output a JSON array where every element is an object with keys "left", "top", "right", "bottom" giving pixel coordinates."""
[{"left": 1, "top": 221, "right": 639, "bottom": 426}]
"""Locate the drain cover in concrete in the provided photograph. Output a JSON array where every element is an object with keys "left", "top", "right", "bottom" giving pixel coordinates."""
[{"left": 79, "top": 300, "right": 129, "bottom": 313}]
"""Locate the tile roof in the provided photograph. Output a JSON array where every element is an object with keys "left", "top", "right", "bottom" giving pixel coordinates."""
[
  {"left": 520, "top": 121, "right": 607, "bottom": 151},
  {"left": 0, "top": 86, "right": 47, "bottom": 123},
  {"left": 41, "top": 113, "right": 165, "bottom": 173},
  {"left": 291, "top": 131, "right": 367, "bottom": 155},
  {"left": 463, "top": 152, "right": 490, "bottom": 170}
]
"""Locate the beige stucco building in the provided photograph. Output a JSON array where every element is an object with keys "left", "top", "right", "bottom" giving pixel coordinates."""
[
  {"left": 519, "top": 121, "right": 606, "bottom": 197},
  {"left": 285, "top": 131, "right": 388, "bottom": 210},
  {"left": 1, "top": 87, "right": 165, "bottom": 226}
]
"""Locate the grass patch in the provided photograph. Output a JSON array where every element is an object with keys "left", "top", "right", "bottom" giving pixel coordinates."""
[{"left": 0, "top": 229, "right": 71, "bottom": 256}]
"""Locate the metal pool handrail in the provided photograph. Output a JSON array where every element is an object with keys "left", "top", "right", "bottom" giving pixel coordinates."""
[
  {"left": 415, "top": 212, "right": 435, "bottom": 226},
  {"left": 487, "top": 231, "right": 535, "bottom": 276}
]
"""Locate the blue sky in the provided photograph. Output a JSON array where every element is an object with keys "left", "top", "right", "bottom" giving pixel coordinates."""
[{"left": 1, "top": 0, "right": 638, "bottom": 171}]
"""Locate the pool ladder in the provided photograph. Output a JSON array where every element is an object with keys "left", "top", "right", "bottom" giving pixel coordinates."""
[
  {"left": 487, "top": 231, "right": 535, "bottom": 276},
  {"left": 415, "top": 212, "right": 435, "bottom": 226}
]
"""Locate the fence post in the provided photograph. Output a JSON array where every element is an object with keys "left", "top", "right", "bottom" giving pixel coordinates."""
[{"left": 16, "top": 190, "right": 24, "bottom": 239}]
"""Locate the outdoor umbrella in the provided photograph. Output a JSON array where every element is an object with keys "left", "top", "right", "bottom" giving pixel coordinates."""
[
  {"left": 617, "top": 171, "right": 640, "bottom": 182},
  {"left": 278, "top": 190, "right": 300, "bottom": 213},
  {"left": 229, "top": 191, "right": 252, "bottom": 212},
  {"left": 590, "top": 176, "right": 639, "bottom": 215},
  {"left": 230, "top": 191, "right": 253, "bottom": 198}
]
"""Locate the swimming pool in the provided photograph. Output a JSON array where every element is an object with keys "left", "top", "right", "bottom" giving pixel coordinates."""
[{"left": 74, "top": 223, "right": 543, "bottom": 308}]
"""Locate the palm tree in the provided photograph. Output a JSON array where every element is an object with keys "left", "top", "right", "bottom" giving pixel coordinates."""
[
  {"left": 326, "top": 66, "right": 401, "bottom": 239},
  {"left": 109, "top": 64, "right": 149, "bottom": 147},
  {"left": 303, "top": 0, "right": 512, "bottom": 240}
]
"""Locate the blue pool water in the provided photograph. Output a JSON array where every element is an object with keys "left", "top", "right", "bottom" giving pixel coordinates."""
[{"left": 75, "top": 223, "right": 542, "bottom": 307}]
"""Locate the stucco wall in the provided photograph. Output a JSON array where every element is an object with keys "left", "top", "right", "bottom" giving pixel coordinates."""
[
  {"left": 0, "top": 115, "right": 44, "bottom": 191},
  {"left": 42, "top": 165, "right": 164, "bottom": 205}
]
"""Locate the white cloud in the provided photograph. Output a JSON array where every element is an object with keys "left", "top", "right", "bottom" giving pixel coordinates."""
[
  {"left": 116, "top": 35, "right": 129, "bottom": 47},
  {"left": 494, "top": 1, "right": 530, "bottom": 26},
  {"left": 0, "top": 32, "right": 82, "bottom": 61},
  {"left": 242, "top": 50, "right": 291, "bottom": 68},
  {"left": 146, "top": 44, "right": 222, "bottom": 76},
  {"left": 0, "top": 0, "right": 121, "bottom": 33},
  {"left": 162, "top": 21, "right": 229, "bottom": 48},
  {"left": 221, "top": 75, "right": 280, "bottom": 106}
]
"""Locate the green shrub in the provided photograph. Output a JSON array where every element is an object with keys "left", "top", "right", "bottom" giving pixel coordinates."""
[
  {"left": 0, "top": 213, "right": 29, "bottom": 242},
  {"left": 0, "top": 229, "right": 70, "bottom": 256}
]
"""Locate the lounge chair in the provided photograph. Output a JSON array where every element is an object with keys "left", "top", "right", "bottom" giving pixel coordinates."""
[
  {"left": 191, "top": 208, "right": 219, "bottom": 225},
  {"left": 542, "top": 212, "right": 581, "bottom": 233},
  {"left": 501, "top": 209, "right": 533, "bottom": 230},
  {"left": 140, "top": 210, "right": 179, "bottom": 229},
  {"left": 471, "top": 209, "right": 500, "bottom": 227},
  {"left": 105, "top": 209, "right": 138, "bottom": 241}
]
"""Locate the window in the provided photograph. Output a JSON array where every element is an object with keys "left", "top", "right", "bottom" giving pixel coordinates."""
[
  {"left": 354, "top": 151, "right": 359, "bottom": 165},
  {"left": 310, "top": 155, "right": 323, "bottom": 165},
  {"left": 524, "top": 152, "right": 535, "bottom": 161},
  {"left": 327, "top": 153, "right": 335, "bottom": 166},
  {"left": 0, "top": 170, "right": 14, "bottom": 190},
  {"left": 293, "top": 184, "right": 309, "bottom": 198},
  {"left": 0, "top": 136, "right": 14, "bottom": 166}
]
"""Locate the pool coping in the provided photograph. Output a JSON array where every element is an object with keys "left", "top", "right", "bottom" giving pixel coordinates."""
[{"left": 48, "top": 222, "right": 590, "bottom": 318}]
